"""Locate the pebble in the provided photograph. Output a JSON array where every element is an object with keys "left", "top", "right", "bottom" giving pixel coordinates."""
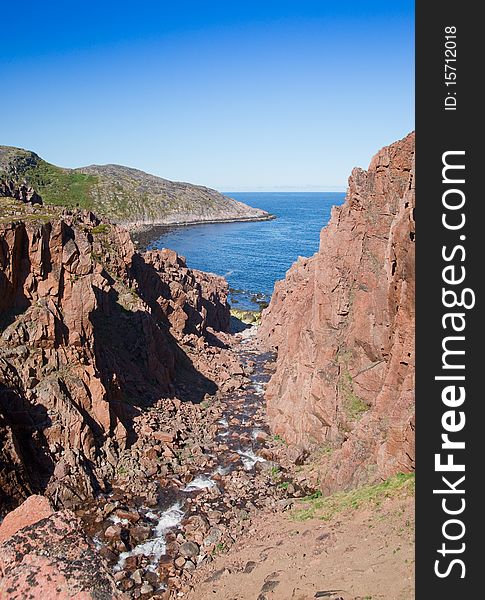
[
  {"left": 131, "top": 569, "right": 144, "bottom": 585},
  {"left": 174, "top": 556, "right": 186, "bottom": 568},
  {"left": 104, "top": 524, "right": 121, "bottom": 539}
]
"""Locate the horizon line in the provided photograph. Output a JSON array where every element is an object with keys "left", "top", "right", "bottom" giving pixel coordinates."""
[{"left": 219, "top": 187, "right": 347, "bottom": 193}]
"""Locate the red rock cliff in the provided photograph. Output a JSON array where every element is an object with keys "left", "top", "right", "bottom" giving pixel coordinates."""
[
  {"left": 259, "top": 133, "right": 415, "bottom": 491},
  {"left": 0, "top": 212, "right": 231, "bottom": 513}
]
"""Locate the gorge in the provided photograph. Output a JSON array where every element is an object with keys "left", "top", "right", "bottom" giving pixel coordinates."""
[{"left": 0, "top": 133, "right": 415, "bottom": 599}]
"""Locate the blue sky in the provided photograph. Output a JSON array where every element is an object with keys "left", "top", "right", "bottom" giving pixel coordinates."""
[{"left": 0, "top": 1, "right": 414, "bottom": 190}]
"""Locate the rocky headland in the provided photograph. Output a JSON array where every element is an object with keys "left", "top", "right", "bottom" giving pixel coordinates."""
[{"left": 0, "top": 145, "right": 272, "bottom": 228}]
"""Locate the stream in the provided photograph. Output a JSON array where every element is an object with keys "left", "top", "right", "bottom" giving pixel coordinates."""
[{"left": 77, "top": 331, "right": 307, "bottom": 598}]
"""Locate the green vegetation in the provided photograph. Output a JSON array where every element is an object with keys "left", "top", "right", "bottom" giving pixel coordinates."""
[
  {"left": 23, "top": 159, "right": 98, "bottom": 209},
  {"left": 272, "top": 433, "right": 287, "bottom": 445},
  {"left": 292, "top": 472, "right": 415, "bottom": 522},
  {"left": 91, "top": 223, "right": 110, "bottom": 234},
  {"left": 270, "top": 465, "right": 281, "bottom": 478},
  {"left": 306, "top": 490, "right": 323, "bottom": 500},
  {"left": 0, "top": 197, "right": 59, "bottom": 225},
  {"left": 212, "top": 542, "right": 226, "bottom": 555},
  {"left": 337, "top": 349, "right": 369, "bottom": 421}
]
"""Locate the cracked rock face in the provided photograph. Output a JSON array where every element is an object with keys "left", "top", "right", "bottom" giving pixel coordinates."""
[
  {"left": 259, "top": 132, "right": 415, "bottom": 492},
  {"left": 0, "top": 212, "right": 231, "bottom": 513}
]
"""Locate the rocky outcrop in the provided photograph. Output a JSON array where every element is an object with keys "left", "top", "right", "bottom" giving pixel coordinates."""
[
  {"left": 140, "top": 249, "right": 230, "bottom": 336},
  {"left": 259, "top": 133, "right": 415, "bottom": 491},
  {"left": 0, "top": 211, "right": 233, "bottom": 513},
  {"left": 0, "top": 177, "right": 42, "bottom": 204},
  {"left": 0, "top": 500, "right": 118, "bottom": 598},
  {"left": 0, "top": 145, "right": 272, "bottom": 227}
]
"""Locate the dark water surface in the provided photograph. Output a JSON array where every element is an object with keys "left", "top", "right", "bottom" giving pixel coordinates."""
[{"left": 148, "top": 192, "right": 346, "bottom": 309}]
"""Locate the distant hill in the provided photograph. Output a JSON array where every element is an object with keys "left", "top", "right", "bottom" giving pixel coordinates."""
[{"left": 0, "top": 146, "right": 272, "bottom": 227}]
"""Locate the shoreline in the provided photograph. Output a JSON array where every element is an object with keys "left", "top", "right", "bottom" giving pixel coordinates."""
[{"left": 130, "top": 213, "right": 276, "bottom": 249}]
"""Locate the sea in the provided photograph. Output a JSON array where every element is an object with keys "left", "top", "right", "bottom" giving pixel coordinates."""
[{"left": 147, "top": 192, "right": 346, "bottom": 310}]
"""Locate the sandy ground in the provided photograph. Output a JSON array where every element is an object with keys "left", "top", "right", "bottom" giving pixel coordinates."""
[{"left": 185, "top": 492, "right": 414, "bottom": 600}]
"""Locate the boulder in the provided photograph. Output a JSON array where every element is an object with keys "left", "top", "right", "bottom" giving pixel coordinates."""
[
  {"left": 0, "top": 509, "right": 119, "bottom": 598},
  {"left": 0, "top": 495, "right": 53, "bottom": 543}
]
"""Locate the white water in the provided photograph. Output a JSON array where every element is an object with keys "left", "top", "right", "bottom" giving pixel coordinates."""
[
  {"left": 109, "top": 515, "right": 129, "bottom": 526},
  {"left": 115, "top": 503, "right": 184, "bottom": 572},
  {"left": 252, "top": 381, "right": 265, "bottom": 396},
  {"left": 237, "top": 448, "right": 266, "bottom": 470},
  {"left": 214, "top": 465, "right": 231, "bottom": 476},
  {"left": 183, "top": 475, "right": 216, "bottom": 492}
]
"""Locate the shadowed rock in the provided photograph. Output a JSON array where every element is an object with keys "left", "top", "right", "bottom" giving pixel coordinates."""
[{"left": 0, "top": 211, "right": 233, "bottom": 512}]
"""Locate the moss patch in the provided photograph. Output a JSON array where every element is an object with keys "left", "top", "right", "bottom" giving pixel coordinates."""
[
  {"left": 339, "top": 369, "right": 369, "bottom": 420},
  {"left": 91, "top": 223, "right": 110, "bottom": 234},
  {"left": 230, "top": 308, "right": 261, "bottom": 324},
  {"left": 337, "top": 349, "right": 369, "bottom": 421},
  {"left": 0, "top": 197, "right": 60, "bottom": 224}
]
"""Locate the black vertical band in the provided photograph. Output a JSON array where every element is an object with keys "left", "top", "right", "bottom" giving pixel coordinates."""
[{"left": 416, "top": 1, "right": 481, "bottom": 596}]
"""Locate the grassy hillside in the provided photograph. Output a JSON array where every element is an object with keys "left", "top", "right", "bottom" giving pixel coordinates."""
[
  {"left": 0, "top": 146, "right": 98, "bottom": 209},
  {"left": 0, "top": 145, "right": 271, "bottom": 226}
]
